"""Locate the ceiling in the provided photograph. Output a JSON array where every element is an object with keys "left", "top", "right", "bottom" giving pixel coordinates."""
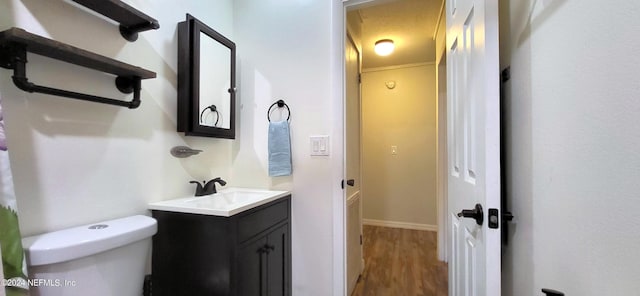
[{"left": 350, "top": 0, "right": 444, "bottom": 69}]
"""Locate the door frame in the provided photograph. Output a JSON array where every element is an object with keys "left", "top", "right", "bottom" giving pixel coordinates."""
[
  {"left": 436, "top": 43, "right": 448, "bottom": 262},
  {"left": 434, "top": 0, "right": 448, "bottom": 262},
  {"left": 338, "top": 3, "right": 374, "bottom": 296},
  {"left": 338, "top": 1, "right": 450, "bottom": 295}
]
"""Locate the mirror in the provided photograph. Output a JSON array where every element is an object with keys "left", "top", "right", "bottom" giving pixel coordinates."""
[{"left": 177, "top": 14, "right": 236, "bottom": 138}]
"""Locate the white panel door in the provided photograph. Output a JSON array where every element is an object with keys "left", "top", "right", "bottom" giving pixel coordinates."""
[
  {"left": 345, "top": 35, "right": 363, "bottom": 296},
  {"left": 446, "top": 0, "right": 501, "bottom": 295}
]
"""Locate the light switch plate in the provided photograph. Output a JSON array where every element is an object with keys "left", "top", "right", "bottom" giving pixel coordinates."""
[{"left": 310, "top": 135, "right": 330, "bottom": 156}]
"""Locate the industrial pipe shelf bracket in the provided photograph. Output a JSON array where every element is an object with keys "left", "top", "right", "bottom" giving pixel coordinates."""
[{"left": 0, "top": 27, "right": 156, "bottom": 109}]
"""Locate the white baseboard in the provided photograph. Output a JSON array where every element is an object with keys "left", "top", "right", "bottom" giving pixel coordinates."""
[{"left": 363, "top": 219, "right": 438, "bottom": 232}]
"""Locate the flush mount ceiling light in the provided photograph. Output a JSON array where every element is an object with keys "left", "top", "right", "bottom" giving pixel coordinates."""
[{"left": 374, "top": 39, "right": 394, "bottom": 56}]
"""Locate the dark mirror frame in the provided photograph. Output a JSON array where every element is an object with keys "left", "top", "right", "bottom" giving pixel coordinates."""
[{"left": 177, "top": 14, "right": 236, "bottom": 139}]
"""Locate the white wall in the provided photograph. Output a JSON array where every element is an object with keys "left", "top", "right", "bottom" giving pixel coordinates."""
[
  {"left": 232, "top": 1, "right": 339, "bottom": 295},
  {"left": 0, "top": 0, "right": 234, "bottom": 236},
  {"left": 501, "top": 0, "right": 640, "bottom": 295},
  {"left": 361, "top": 64, "right": 437, "bottom": 227}
]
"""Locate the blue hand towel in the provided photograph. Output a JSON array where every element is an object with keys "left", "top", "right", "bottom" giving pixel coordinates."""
[{"left": 268, "top": 120, "right": 292, "bottom": 176}]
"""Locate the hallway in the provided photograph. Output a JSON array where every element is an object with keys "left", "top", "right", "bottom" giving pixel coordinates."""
[{"left": 351, "top": 225, "right": 448, "bottom": 296}]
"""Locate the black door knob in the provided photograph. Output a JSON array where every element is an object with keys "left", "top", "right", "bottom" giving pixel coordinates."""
[
  {"left": 341, "top": 179, "right": 355, "bottom": 188},
  {"left": 457, "top": 203, "right": 484, "bottom": 225}
]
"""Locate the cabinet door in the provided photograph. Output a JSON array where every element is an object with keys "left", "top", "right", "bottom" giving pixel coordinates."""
[
  {"left": 266, "top": 224, "right": 290, "bottom": 296},
  {"left": 238, "top": 237, "right": 267, "bottom": 296}
]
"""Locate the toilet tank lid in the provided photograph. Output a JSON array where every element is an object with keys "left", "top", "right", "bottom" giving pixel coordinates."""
[{"left": 22, "top": 215, "right": 157, "bottom": 266}]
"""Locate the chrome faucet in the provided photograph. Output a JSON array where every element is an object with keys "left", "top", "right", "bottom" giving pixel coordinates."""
[{"left": 190, "top": 177, "right": 227, "bottom": 196}]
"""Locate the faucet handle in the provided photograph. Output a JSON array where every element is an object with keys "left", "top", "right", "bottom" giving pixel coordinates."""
[
  {"left": 542, "top": 289, "right": 564, "bottom": 296},
  {"left": 189, "top": 180, "right": 206, "bottom": 196}
]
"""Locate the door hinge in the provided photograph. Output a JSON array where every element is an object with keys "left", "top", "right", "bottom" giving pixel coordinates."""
[
  {"left": 358, "top": 73, "right": 361, "bottom": 83},
  {"left": 360, "top": 234, "right": 362, "bottom": 245},
  {"left": 501, "top": 66, "right": 511, "bottom": 82}
]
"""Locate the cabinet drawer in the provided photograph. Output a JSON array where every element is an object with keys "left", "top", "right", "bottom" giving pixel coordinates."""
[{"left": 237, "top": 198, "right": 289, "bottom": 242}]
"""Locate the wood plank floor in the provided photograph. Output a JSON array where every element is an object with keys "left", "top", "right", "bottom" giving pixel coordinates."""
[{"left": 351, "top": 225, "right": 448, "bottom": 296}]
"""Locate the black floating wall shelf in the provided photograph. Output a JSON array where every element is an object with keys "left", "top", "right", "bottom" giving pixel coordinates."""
[
  {"left": 71, "top": 0, "right": 160, "bottom": 42},
  {"left": 0, "top": 27, "right": 156, "bottom": 109}
]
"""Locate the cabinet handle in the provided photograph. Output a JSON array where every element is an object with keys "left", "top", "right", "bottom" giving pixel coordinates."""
[
  {"left": 259, "top": 244, "right": 274, "bottom": 254},
  {"left": 257, "top": 246, "right": 267, "bottom": 254},
  {"left": 257, "top": 243, "right": 276, "bottom": 296},
  {"left": 259, "top": 247, "right": 267, "bottom": 296},
  {"left": 265, "top": 244, "right": 275, "bottom": 252}
]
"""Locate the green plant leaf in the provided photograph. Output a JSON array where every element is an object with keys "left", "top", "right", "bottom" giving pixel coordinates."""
[
  {"left": 0, "top": 205, "right": 28, "bottom": 280},
  {"left": 6, "top": 286, "right": 29, "bottom": 296}
]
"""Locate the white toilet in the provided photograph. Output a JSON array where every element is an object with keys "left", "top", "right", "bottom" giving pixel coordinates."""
[{"left": 21, "top": 215, "right": 157, "bottom": 296}]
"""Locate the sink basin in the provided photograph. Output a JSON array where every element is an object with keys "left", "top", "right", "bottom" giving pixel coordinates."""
[{"left": 148, "top": 187, "right": 290, "bottom": 217}]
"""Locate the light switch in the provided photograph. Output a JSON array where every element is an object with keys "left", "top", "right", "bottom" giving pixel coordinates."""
[
  {"left": 310, "top": 135, "right": 330, "bottom": 156},
  {"left": 391, "top": 145, "right": 398, "bottom": 155}
]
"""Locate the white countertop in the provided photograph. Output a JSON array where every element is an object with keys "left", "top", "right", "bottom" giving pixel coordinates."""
[{"left": 148, "top": 187, "right": 290, "bottom": 217}]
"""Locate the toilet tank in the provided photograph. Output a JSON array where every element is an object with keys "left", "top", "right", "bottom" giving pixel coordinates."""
[{"left": 22, "top": 215, "right": 157, "bottom": 296}]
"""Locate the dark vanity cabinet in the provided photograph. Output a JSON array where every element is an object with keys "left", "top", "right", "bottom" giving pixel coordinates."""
[
  {"left": 237, "top": 224, "right": 289, "bottom": 296},
  {"left": 151, "top": 196, "right": 291, "bottom": 296}
]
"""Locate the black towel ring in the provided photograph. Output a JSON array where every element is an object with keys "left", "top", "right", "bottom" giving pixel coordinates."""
[
  {"left": 200, "top": 105, "right": 220, "bottom": 127},
  {"left": 267, "top": 99, "right": 291, "bottom": 122}
]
